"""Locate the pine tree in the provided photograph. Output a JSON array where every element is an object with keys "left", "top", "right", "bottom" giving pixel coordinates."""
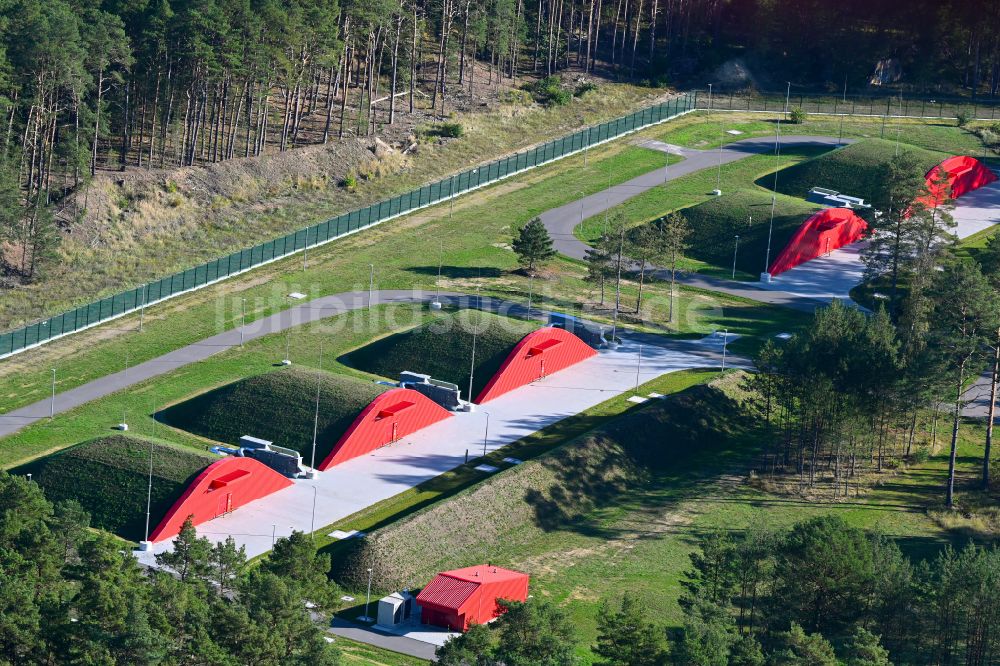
[
  {"left": 593, "top": 594, "right": 667, "bottom": 665},
  {"left": 155, "top": 517, "right": 213, "bottom": 583},
  {"left": 512, "top": 216, "right": 556, "bottom": 273}
]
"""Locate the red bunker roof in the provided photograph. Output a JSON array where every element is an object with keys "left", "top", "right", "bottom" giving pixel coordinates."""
[{"left": 416, "top": 565, "right": 530, "bottom": 630}]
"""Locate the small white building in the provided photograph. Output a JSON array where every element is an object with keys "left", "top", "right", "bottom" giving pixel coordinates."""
[{"left": 376, "top": 591, "right": 416, "bottom": 628}]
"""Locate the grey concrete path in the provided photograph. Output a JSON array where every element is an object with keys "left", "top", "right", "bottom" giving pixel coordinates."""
[
  {"left": 0, "top": 291, "right": 735, "bottom": 440},
  {"left": 329, "top": 618, "right": 439, "bottom": 661},
  {"left": 541, "top": 135, "right": 856, "bottom": 312},
  {"left": 545, "top": 132, "right": 1000, "bottom": 310},
  {"left": 135, "top": 328, "right": 747, "bottom": 563},
  {"left": 963, "top": 369, "right": 997, "bottom": 419}
]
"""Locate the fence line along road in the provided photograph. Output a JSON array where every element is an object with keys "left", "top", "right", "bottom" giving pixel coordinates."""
[
  {"left": 698, "top": 89, "right": 1000, "bottom": 121},
  {"left": 0, "top": 93, "right": 697, "bottom": 361}
]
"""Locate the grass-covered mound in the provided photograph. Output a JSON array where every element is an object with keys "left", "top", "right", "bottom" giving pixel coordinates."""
[
  {"left": 161, "top": 367, "right": 386, "bottom": 461},
  {"left": 764, "top": 139, "right": 948, "bottom": 203},
  {"left": 331, "top": 375, "right": 759, "bottom": 591},
  {"left": 344, "top": 310, "right": 537, "bottom": 400},
  {"left": 14, "top": 435, "right": 214, "bottom": 542},
  {"left": 678, "top": 189, "right": 820, "bottom": 277}
]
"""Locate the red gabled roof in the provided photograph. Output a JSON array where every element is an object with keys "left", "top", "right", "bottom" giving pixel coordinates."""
[
  {"left": 416, "top": 574, "right": 480, "bottom": 612},
  {"left": 416, "top": 565, "right": 529, "bottom": 613}
]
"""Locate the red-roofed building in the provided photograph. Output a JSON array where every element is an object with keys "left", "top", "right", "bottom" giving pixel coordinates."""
[{"left": 416, "top": 565, "right": 530, "bottom": 631}]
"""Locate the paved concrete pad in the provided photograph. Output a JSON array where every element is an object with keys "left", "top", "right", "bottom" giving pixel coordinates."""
[{"left": 137, "top": 332, "right": 748, "bottom": 564}]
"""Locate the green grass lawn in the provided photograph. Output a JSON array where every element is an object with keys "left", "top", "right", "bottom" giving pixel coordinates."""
[
  {"left": 320, "top": 369, "right": 718, "bottom": 574},
  {"left": 0, "top": 116, "right": 801, "bottom": 420},
  {"left": 658, "top": 111, "right": 994, "bottom": 157},
  {"left": 335, "top": 635, "right": 429, "bottom": 665},
  {"left": 575, "top": 145, "right": 830, "bottom": 279},
  {"left": 161, "top": 367, "right": 387, "bottom": 461},
  {"left": 681, "top": 189, "right": 820, "bottom": 279},
  {"left": 343, "top": 310, "right": 537, "bottom": 399},
  {"left": 13, "top": 435, "right": 214, "bottom": 541},
  {"left": 769, "top": 138, "right": 948, "bottom": 203},
  {"left": 326, "top": 371, "right": 996, "bottom": 664}
]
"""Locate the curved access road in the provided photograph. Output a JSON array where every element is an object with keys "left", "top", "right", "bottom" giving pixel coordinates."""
[
  {"left": 0, "top": 291, "right": 742, "bottom": 441},
  {"left": 540, "top": 135, "right": 856, "bottom": 311}
]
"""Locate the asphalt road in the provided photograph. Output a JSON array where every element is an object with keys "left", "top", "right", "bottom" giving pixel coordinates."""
[
  {"left": 540, "top": 134, "right": 856, "bottom": 312},
  {"left": 0, "top": 291, "right": 738, "bottom": 440},
  {"left": 328, "top": 618, "right": 439, "bottom": 661}
]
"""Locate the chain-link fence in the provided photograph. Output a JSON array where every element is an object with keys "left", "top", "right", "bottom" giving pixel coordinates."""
[
  {"left": 0, "top": 92, "right": 697, "bottom": 359},
  {"left": 700, "top": 90, "right": 1000, "bottom": 121}
]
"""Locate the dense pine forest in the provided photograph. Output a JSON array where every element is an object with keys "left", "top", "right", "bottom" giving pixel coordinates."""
[{"left": 0, "top": 0, "right": 999, "bottom": 282}]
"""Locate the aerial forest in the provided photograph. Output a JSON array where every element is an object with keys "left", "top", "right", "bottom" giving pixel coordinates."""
[{"left": 0, "top": 0, "right": 998, "bottom": 280}]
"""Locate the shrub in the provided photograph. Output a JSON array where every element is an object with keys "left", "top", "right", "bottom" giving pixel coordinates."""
[
  {"left": 788, "top": 107, "right": 807, "bottom": 124},
  {"left": 437, "top": 122, "right": 464, "bottom": 138},
  {"left": 527, "top": 76, "right": 571, "bottom": 107},
  {"left": 341, "top": 171, "right": 358, "bottom": 189},
  {"left": 574, "top": 81, "right": 598, "bottom": 97},
  {"left": 502, "top": 89, "right": 534, "bottom": 106},
  {"left": 974, "top": 122, "right": 1000, "bottom": 150},
  {"left": 956, "top": 109, "right": 971, "bottom": 127}
]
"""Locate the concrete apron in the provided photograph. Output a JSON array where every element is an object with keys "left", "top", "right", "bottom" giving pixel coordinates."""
[{"left": 135, "top": 332, "right": 749, "bottom": 565}]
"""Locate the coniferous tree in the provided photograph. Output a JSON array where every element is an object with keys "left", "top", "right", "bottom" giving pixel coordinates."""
[{"left": 512, "top": 216, "right": 556, "bottom": 273}]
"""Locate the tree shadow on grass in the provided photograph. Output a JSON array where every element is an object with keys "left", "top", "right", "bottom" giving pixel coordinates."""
[
  {"left": 405, "top": 265, "right": 504, "bottom": 279},
  {"left": 520, "top": 384, "right": 764, "bottom": 541}
]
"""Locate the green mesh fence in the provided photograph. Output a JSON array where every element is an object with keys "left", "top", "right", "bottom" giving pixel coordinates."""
[{"left": 0, "top": 93, "right": 696, "bottom": 358}]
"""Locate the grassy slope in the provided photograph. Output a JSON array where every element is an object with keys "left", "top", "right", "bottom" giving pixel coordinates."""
[
  {"left": 575, "top": 145, "right": 829, "bottom": 279},
  {"left": 161, "top": 367, "right": 385, "bottom": 460},
  {"left": 331, "top": 378, "right": 760, "bottom": 591},
  {"left": 0, "top": 115, "right": 806, "bottom": 419},
  {"left": 344, "top": 310, "right": 536, "bottom": 399},
  {"left": 329, "top": 372, "right": 993, "bottom": 663},
  {"left": 318, "top": 369, "right": 717, "bottom": 571},
  {"left": 574, "top": 113, "right": 980, "bottom": 280},
  {"left": 14, "top": 435, "right": 214, "bottom": 542},
  {"left": 2, "top": 83, "right": 668, "bottom": 329},
  {"left": 681, "top": 189, "right": 820, "bottom": 277},
  {"left": 768, "top": 138, "right": 948, "bottom": 202}
]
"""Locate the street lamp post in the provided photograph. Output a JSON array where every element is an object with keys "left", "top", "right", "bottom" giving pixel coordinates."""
[
  {"left": 732, "top": 235, "right": 740, "bottom": 279},
  {"left": 50, "top": 369, "right": 56, "bottom": 419},
  {"left": 240, "top": 298, "right": 246, "bottom": 347},
  {"left": 762, "top": 124, "right": 782, "bottom": 280},
  {"left": 527, "top": 273, "right": 534, "bottom": 316},
  {"left": 140, "top": 435, "right": 154, "bottom": 551},
  {"left": 310, "top": 485, "right": 318, "bottom": 537},
  {"left": 721, "top": 328, "right": 729, "bottom": 373},
  {"left": 468, "top": 316, "right": 479, "bottom": 404},
  {"left": 119, "top": 348, "right": 130, "bottom": 430},
  {"left": 139, "top": 284, "right": 148, "bottom": 332},
  {"left": 715, "top": 126, "right": 724, "bottom": 195},
  {"left": 634, "top": 344, "right": 643, "bottom": 392},
  {"left": 784, "top": 81, "right": 791, "bottom": 119},
  {"left": 482, "top": 411, "right": 490, "bottom": 457},
  {"left": 309, "top": 339, "right": 323, "bottom": 478},
  {"left": 707, "top": 83, "right": 713, "bottom": 115},
  {"left": 368, "top": 264, "right": 375, "bottom": 310},
  {"left": 363, "top": 567, "right": 375, "bottom": 622}
]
